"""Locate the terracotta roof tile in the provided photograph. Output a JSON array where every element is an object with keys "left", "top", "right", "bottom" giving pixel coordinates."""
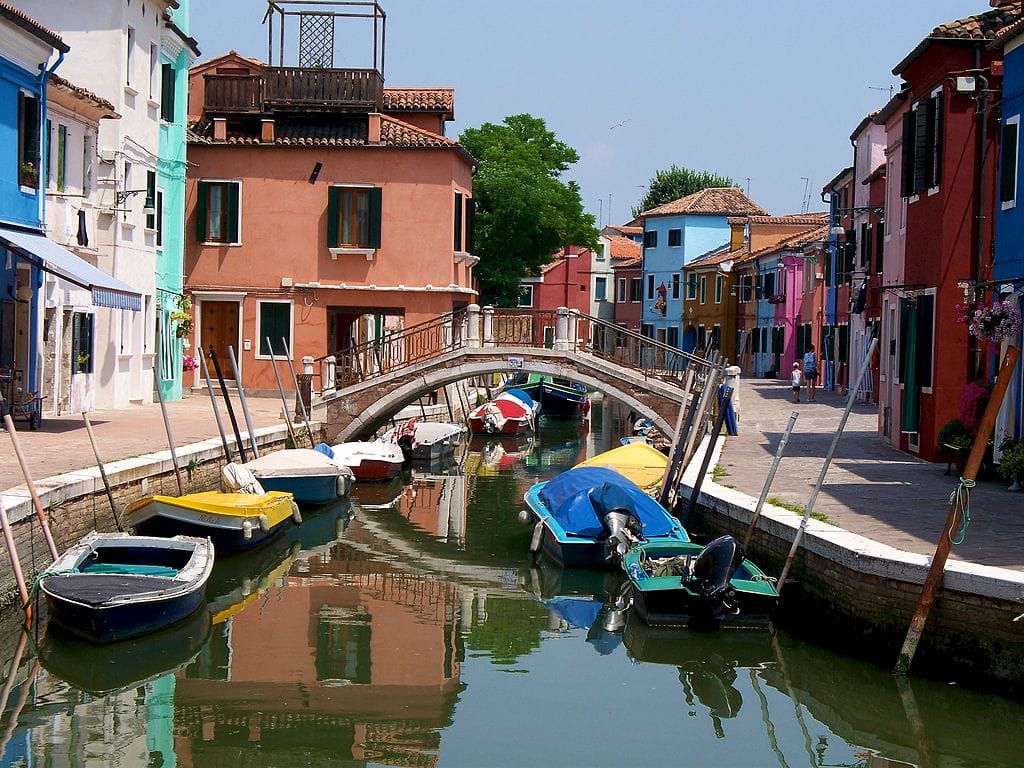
[
  {"left": 745, "top": 213, "right": 829, "bottom": 226},
  {"left": 606, "top": 234, "right": 641, "bottom": 260},
  {"left": 640, "top": 187, "right": 767, "bottom": 218},
  {"left": 49, "top": 74, "right": 118, "bottom": 116},
  {"left": 734, "top": 224, "right": 830, "bottom": 266},
  {"left": 895, "top": 3, "right": 1021, "bottom": 74},
  {"left": 613, "top": 256, "right": 642, "bottom": 269},
  {"left": 602, "top": 224, "right": 642, "bottom": 236},
  {"left": 379, "top": 114, "right": 458, "bottom": 148},
  {"left": 0, "top": 2, "right": 68, "bottom": 52},
  {"left": 383, "top": 87, "right": 454, "bottom": 118}
]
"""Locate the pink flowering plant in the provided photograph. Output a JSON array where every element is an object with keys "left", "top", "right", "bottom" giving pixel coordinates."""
[
  {"left": 957, "top": 379, "right": 992, "bottom": 433},
  {"left": 182, "top": 354, "right": 199, "bottom": 372},
  {"left": 956, "top": 299, "right": 1022, "bottom": 344}
]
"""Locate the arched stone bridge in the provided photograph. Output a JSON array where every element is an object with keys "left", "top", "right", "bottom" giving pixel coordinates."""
[{"left": 309, "top": 306, "right": 712, "bottom": 442}]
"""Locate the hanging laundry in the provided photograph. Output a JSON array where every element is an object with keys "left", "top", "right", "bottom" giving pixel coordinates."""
[{"left": 76, "top": 209, "right": 89, "bottom": 247}]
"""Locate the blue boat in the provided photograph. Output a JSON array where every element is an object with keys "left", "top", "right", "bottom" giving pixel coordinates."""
[
  {"left": 539, "top": 377, "right": 591, "bottom": 417},
  {"left": 242, "top": 448, "right": 354, "bottom": 505},
  {"left": 521, "top": 465, "right": 689, "bottom": 568}
]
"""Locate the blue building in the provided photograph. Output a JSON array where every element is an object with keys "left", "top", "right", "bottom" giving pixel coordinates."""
[
  {"left": 994, "top": 22, "right": 1024, "bottom": 452},
  {"left": 0, "top": 5, "right": 138, "bottom": 418},
  {"left": 639, "top": 187, "right": 766, "bottom": 351}
]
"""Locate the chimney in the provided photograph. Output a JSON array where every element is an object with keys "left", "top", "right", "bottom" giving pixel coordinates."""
[
  {"left": 213, "top": 117, "right": 227, "bottom": 142},
  {"left": 261, "top": 118, "right": 275, "bottom": 144},
  {"left": 368, "top": 113, "right": 381, "bottom": 145}
]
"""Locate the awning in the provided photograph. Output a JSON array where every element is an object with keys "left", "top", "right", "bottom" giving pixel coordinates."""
[{"left": 0, "top": 226, "right": 141, "bottom": 311}]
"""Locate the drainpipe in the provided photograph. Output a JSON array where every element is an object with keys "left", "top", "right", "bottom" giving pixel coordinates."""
[{"left": 973, "top": 43, "right": 990, "bottom": 380}]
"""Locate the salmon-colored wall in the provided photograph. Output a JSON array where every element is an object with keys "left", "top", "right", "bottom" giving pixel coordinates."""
[{"left": 389, "top": 111, "right": 445, "bottom": 135}]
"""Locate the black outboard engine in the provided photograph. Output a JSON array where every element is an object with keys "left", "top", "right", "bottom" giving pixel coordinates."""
[
  {"left": 689, "top": 535, "right": 745, "bottom": 618},
  {"left": 591, "top": 483, "right": 643, "bottom": 563}
]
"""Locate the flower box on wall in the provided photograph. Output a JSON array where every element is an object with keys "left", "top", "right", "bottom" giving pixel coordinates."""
[{"left": 767, "top": 294, "right": 786, "bottom": 305}]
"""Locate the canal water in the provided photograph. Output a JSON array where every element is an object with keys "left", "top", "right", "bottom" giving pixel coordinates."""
[{"left": 1, "top": 399, "right": 1023, "bottom": 767}]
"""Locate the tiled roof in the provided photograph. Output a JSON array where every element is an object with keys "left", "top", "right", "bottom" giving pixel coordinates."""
[
  {"left": 49, "top": 74, "right": 118, "bottom": 116},
  {"left": 612, "top": 256, "right": 642, "bottom": 269},
  {"left": 0, "top": 1, "right": 68, "bottom": 52},
  {"left": 602, "top": 224, "right": 642, "bottom": 236},
  {"left": 894, "top": 3, "right": 1021, "bottom": 74},
  {"left": 640, "top": 187, "right": 767, "bottom": 218},
  {"left": 383, "top": 88, "right": 454, "bottom": 118},
  {"left": 607, "top": 234, "right": 641, "bottom": 260},
  {"left": 379, "top": 114, "right": 459, "bottom": 148},
  {"left": 746, "top": 213, "right": 829, "bottom": 226},
  {"left": 992, "top": 3, "right": 1024, "bottom": 46},
  {"left": 686, "top": 243, "right": 734, "bottom": 270},
  {"left": 734, "top": 225, "right": 830, "bottom": 266}
]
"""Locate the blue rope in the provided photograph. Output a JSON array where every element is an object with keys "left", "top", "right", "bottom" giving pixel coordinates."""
[{"left": 947, "top": 477, "right": 975, "bottom": 545}]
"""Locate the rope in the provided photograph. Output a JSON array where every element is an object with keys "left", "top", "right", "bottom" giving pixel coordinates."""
[{"left": 947, "top": 477, "right": 975, "bottom": 545}]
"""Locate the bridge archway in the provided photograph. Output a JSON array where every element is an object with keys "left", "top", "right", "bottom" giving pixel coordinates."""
[{"left": 315, "top": 347, "right": 689, "bottom": 443}]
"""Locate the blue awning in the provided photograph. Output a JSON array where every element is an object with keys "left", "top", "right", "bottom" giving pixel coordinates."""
[{"left": 0, "top": 226, "right": 141, "bottom": 311}]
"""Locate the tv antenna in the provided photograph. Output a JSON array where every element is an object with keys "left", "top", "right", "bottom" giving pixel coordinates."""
[
  {"left": 869, "top": 84, "right": 895, "bottom": 99},
  {"left": 800, "top": 177, "right": 810, "bottom": 214}
]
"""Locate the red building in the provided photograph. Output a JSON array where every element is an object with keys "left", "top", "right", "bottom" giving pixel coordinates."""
[{"left": 609, "top": 236, "right": 642, "bottom": 334}]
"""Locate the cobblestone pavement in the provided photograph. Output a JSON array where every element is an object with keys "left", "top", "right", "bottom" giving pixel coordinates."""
[{"left": 719, "top": 378, "right": 1024, "bottom": 572}]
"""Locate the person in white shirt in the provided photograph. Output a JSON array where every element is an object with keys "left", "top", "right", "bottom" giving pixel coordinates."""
[{"left": 791, "top": 362, "right": 803, "bottom": 403}]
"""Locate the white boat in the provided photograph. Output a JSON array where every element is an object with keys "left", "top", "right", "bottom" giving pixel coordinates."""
[
  {"left": 321, "top": 440, "right": 406, "bottom": 482},
  {"left": 242, "top": 448, "right": 354, "bottom": 504},
  {"left": 381, "top": 419, "right": 465, "bottom": 462}
]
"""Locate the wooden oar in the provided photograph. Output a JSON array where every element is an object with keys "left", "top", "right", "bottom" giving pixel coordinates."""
[
  {"left": 894, "top": 345, "right": 1020, "bottom": 675},
  {"left": 0, "top": 499, "right": 30, "bottom": 619}
]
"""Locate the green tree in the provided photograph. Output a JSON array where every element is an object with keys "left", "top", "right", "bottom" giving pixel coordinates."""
[
  {"left": 461, "top": 114, "right": 598, "bottom": 306},
  {"left": 633, "top": 165, "right": 737, "bottom": 217}
]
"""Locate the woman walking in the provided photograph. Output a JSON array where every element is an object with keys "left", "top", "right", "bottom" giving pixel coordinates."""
[{"left": 803, "top": 345, "right": 819, "bottom": 401}]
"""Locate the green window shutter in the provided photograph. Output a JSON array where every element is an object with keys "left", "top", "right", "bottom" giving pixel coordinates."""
[
  {"left": 196, "top": 181, "right": 208, "bottom": 241},
  {"left": 161, "top": 63, "right": 175, "bottom": 122},
  {"left": 226, "top": 182, "right": 240, "bottom": 243},
  {"left": 453, "top": 191, "right": 463, "bottom": 251},
  {"left": 327, "top": 186, "right": 340, "bottom": 247},
  {"left": 465, "top": 197, "right": 475, "bottom": 254},
  {"left": 57, "top": 124, "right": 66, "bottom": 191},
  {"left": 368, "top": 187, "right": 382, "bottom": 249}
]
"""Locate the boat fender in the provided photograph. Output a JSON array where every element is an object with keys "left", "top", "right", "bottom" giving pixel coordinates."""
[
  {"left": 290, "top": 501, "right": 302, "bottom": 525},
  {"left": 258, "top": 514, "right": 271, "bottom": 533},
  {"left": 517, "top": 509, "right": 533, "bottom": 526},
  {"left": 530, "top": 520, "right": 544, "bottom": 554},
  {"left": 241, "top": 576, "right": 253, "bottom": 596},
  {"left": 336, "top": 474, "right": 352, "bottom": 498},
  {"left": 242, "top": 519, "right": 254, "bottom": 540},
  {"left": 258, "top": 574, "right": 270, "bottom": 590}
]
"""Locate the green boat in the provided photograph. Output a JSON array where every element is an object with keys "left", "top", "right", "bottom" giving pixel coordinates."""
[{"left": 623, "top": 536, "right": 779, "bottom": 629}]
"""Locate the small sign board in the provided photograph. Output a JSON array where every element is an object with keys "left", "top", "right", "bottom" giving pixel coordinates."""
[{"left": 507, "top": 356, "right": 524, "bottom": 370}]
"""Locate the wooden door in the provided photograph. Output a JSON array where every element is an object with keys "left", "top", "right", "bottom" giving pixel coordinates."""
[{"left": 201, "top": 300, "right": 239, "bottom": 373}]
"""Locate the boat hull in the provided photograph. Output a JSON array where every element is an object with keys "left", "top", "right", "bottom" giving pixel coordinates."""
[
  {"left": 623, "top": 541, "right": 779, "bottom": 629},
  {"left": 468, "top": 416, "right": 531, "bottom": 436},
  {"left": 128, "top": 493, "right": 296, "bottom": 552},
  {"left": 540, "top": 385, "right": 589, "bottom": 416},
  {"left": 255, "top": 473, "right": 349, "bottom": 504},
  {"left": 348, "top": 457, "right": 404, "bottom": 481}
]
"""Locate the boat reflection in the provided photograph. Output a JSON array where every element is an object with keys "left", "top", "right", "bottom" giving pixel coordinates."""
[{"left": 465, "top": 434, "right": 534, "bottom": 475}]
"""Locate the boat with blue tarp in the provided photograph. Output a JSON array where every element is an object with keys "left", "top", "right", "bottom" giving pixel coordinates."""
[{"left": 521, "top": 465, "right": 689, "bottom": 568}]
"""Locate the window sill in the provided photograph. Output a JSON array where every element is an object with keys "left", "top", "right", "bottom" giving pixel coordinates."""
[
  {"left": 124, "top": 85, "right": 139, "bottom": 97},
  {"left": 19, "top": 185, "right": 37, "bottom": 195},
  {"left": 121, "top": 220, "right": 136, "bottom": 230},
  {"left": 201, "top": 241, "right": 243, "bottom": 247},
  {"left": 454, "top": 251, "right": 479, "bottom": 266},
  {"left": 330, "top": 247, "right": 376, "bottom": 261},
  {"left": 147, "top": 98, "right": 160, "bottom": 110}
]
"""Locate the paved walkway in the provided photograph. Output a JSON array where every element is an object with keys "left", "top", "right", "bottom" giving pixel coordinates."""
[
  {"left": 0, "top": 392, "right": 290, "bottom": 492},
  {"left": 720, "top": 378, "right": 1024, "bottom": 572}
]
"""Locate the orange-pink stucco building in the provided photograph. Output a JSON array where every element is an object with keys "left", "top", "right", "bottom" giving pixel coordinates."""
[{"left": 184, "top": 51, "right": 476, "bottom": 392}]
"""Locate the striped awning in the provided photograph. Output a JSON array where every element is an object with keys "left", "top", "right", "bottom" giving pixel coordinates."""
[{"left": 0, "top": 225, "right": 141, "bottom": 311}]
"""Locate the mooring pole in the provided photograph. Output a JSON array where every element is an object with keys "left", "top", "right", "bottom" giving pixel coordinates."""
[
  {"left": 228, "top": 346, "right": 260, "bottom": 459},
  {"left": 658, "top": 383, "right": 702, "bottom": 511},
  {"left": 778, "top": 338, "right": 878, "bottom": 587},
  {"left": 281, "top": 337, "right": 316, "bottom": 448},
  {"left": 82, "top": 413, "right": 123, "bottom": 531},
  {"left": 199, "top": 348, "right": 232, "bottom": 462},
  {"left": 4, "top": 414, "right": 59, "bottom": 561},
  {"left": 894, "top": 345, "right": 1020, "bottom": 676},
  {"left": 153, "top": 357, "right": 185, "bottom": 494},
  {"left": 683, "top": 385, "right": 734, "bottom": 523},
  {"left": 266, "top": 339, "right": 299, "bottom": 448},
  {"left": 681, "top": 360, "right": 723, "bottom": 470},
  {"left": 0, "top": 499, "right": 30, "bottom": 617},
  {"left": 209, "top": 346, "right": 248, "bottom": 463},
  {"left": 742, "top": 411, "right": 799, "bottom": 550}
]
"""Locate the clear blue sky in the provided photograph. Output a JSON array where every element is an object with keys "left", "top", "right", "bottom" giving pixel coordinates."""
[{"left": 191, "top": 1, "right": 987, "bottom": 223}]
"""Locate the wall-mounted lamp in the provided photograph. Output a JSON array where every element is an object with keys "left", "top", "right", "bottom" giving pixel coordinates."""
[
  {"left": 15, "top": 285, "right": 33, "bottom": 302},
  {"left": 718, "top": 259, "right": 734, "bottom": 273},
  {"left": 116, "top": 188, "right": 155, "bottom": 213}
]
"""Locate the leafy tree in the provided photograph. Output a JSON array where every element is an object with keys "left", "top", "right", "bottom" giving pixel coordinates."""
[
  {"left": 633, "top": 165, "right": 738, "bottom": 217},
  {"left": 461, "top": 114, "right": 599, "bottom": 306}
]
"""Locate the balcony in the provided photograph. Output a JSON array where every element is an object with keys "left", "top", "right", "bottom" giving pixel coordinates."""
[{"left": 204, "top": 67, "right": 384, "bottom": 114}]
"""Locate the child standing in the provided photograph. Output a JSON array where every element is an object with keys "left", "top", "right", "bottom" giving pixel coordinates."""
[{"left": 791, "top": 362, "right": 802, "bottom": 403}]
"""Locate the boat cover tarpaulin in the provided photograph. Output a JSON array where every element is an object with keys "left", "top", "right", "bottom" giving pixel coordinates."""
[
  {"left": 538, "top": 466, "right": 681, "bottom": 538},
  {"left": 0, "top": 226, "right": 142, "bottom": 311},
  {"left": 502, "top": 388, "right": 537, "bottom": 411}
]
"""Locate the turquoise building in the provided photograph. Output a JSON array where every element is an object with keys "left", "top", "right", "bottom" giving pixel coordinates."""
[{"left": 157, "top": 1, "right": 199, "bottom": 400}]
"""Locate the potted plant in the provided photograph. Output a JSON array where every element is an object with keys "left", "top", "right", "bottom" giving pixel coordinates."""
[
  {"left": 964, "top": 300, "right": 1022, "bottom": 344},
  {"left": 20, "top": 162, "right": 38, "bottom": 188},
  {"left": 171, "top": 294, "right": 194, "bottom": 340},
  {"left": 997, "top": 438, "right": 1024, "bottom": 490},
  {"left": 937, "top": 418, "right": 973, "bottom": 451}
]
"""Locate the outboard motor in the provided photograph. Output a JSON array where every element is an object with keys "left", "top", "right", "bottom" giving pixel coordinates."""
[
  {"left": 602, "top": 509, "right": 640, "bottom": 563},
  {"left": 689, "top": 535, "right": 745, "bottom": 615}
]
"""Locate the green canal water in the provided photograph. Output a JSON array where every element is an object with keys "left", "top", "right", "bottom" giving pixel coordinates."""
[{"left": 1, "top": 400, "right": 1023, "bottom": 767}]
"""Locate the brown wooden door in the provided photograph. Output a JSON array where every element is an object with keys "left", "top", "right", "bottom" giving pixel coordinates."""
[{"left": 201, "top": 300, "right": 239, "bottom": 372}]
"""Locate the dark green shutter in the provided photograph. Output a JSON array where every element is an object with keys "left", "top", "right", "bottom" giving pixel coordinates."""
[
  {"left": 327, "top": 186, "right": 340, "bottom": 247},
  {"left": 161, "top": 63, "right": 175, "bottom": 122},
  {"left": 931, "top": 91, "right": 943, "bottom": 187},
  {"left": 368, "top": 187, "right": 382, "bottom": 249},
  {"left": 196, "top": 181, "right": 208, "bottom": 241},
  {"left": 453, "top": 191, "right": 463, "bottom": 251},
  {"left": 901, "top": 111, "right": 915, "bottom": 197},
  {"left": 1001, "top": 121, "right": 1018, "bottom": 204},
  {"left": 465, "top": 197, "right": 475, "bottom": 254},
  {"left": 226, "top": 182, "right": 240, "bottom": 243}
]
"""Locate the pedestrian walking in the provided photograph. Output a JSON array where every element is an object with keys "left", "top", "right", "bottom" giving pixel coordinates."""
[
  {"left": 791, "top": 362, "right": 802, "bottom": 403},
  {"left": 803, "top": 345, "right": 819, "bottom": 401}
]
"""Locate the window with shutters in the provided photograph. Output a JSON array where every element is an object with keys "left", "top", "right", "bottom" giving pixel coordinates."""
[
  {"left": 328, "top": 185, "right": 381, "bottom": 256},
  {"left": 629, "top": 277, "right": 642, "bottom": 302},
  {"left": 1001, "top": 115, "right": 1019, "bottom": 209},
  {"left": 901, "top": 90, "right": 943, "bottom": 198},
  {"left": 17, "top": 92, "right": 39, "bottom": 189},
  {"left": 686, "top": 272, "right": 697, "bottom": 300},
  {"left": 72, "top": 312, "right": 94, "bottom": 374},
  {"left": 196, "top": 180, "right": 241, "bottom": 244},
  {"left": 453, "top": 191, "right": 463, "bottom": 251},
  {"left": 646, "top": 274, "right": 655, "bottom": 300},
  {"left": 668, "top": 228, "right": 681, "bottom": 247},
  {"left": 715, "top": 275, "right": 724, "bottom": 304},
  {"left": 161, "top": 62, "right": 176, "bottom": 122},
  {"left": 145, "top": 170, "right": 156, "bottom": 229},
  {"left": 518, "top": 285, "right": 533, "bottom": 307},
  {"left": 643, "top": 230, "right": 657, "bottom": 248},
  {"left": 671, "top": 273, "right": 680, "bottom": 300},
  {"left": 594, "top": 276, "right": 607, "bottom": 301},
  {"left": 699, "top": 275, "right": 707, "bottom": 304},
  {"left": 257, "top": 300, "right": 292, "bottom": 357},
  {"left": 617, "top": 278, "right": 626, "bottom": 302}
]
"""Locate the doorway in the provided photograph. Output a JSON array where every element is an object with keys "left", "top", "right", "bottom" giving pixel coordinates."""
[{"left": 200, "top": 299, "right": 241, "bottom": 372}]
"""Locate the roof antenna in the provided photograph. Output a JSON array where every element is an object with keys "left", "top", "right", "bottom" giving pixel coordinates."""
[{"left": 800, "top": 177, "right": 810, "bottom": 214}]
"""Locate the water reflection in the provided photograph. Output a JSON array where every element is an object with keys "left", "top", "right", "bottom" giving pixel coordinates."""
[{"left": 2, "top": 398, "right": 1024, "bottom": 767}]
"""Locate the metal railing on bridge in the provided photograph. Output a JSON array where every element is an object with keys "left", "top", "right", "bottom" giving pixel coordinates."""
[{"left": 313, "top": 305, "right": 715, "bottom": 394}]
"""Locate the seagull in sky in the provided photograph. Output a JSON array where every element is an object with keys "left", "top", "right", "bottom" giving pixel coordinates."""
[{"left": 610, "top": 118, "right": 630, "bottom": 130}]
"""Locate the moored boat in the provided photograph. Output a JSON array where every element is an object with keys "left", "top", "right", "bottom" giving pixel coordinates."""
[
  {"left": 468, "top": 390, "right": 538, "bottom": 435},
  {"left": 127, "top": 465, "right": 300, "bottom": 552},
  {"left": 381, "top": 418, "right": 465, "bottom": 462},
  {"left": 242, "top": 448, "right": 354, "bottom": 504},
  {"left": 521, "top": 465, "right": 689, "bottom": 568},
  {"left": 38, "top": 531, "right": 215, "bottom": 644},
  {"left": 623, "top": 535, "right": 779, "bottom": 629},
  {"left": 323, "top": 440, "right": 405, "bottom": 481},
  {"left": 539, "top": 377, "right": 591, "bottom": 418},
  {"left": 576, "top": 441, "right": 668, "bottom": 495}
]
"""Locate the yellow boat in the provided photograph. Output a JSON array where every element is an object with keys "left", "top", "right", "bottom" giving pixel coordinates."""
[
  {"left": 576, "top": 442, "right": 668, "bottom": 494},
  {"left": 127, "top": 490, "right": 300, "bottom": 552}
]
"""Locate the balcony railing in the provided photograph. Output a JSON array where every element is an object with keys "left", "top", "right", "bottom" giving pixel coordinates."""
[{"left": 204, "top": 67, "right": 384, "bottom": 114}]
